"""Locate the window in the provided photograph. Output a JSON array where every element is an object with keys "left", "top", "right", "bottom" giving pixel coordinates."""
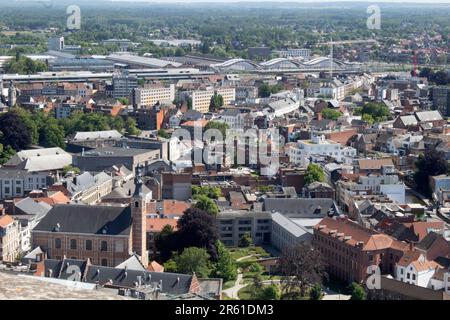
[
  {"left": 100, "top": 241, "right": 108, "bottom": 251},
  {"left": 115, "top": 240, "right": 124, "bottom": 253},
  {"left": 70, "top": 239, "right": 77, "bottom": 250},
  {"left": 85, "top": 240, "right": 92, "bottom": 251},
  {"left": 55, "top": 238, "right": 62, "bottom": 249},
  {"left": 412, "top": 274, "right": 416, "bottom": 281},
  {"left": 101, "top": 258, "right": 108, "bottom": 266},
  {"left": 369, "top": 255, "right": 373, "bottom": 262},
  {"left": 407, "top": 273, "right": 410, "bottom": 279},
  {"left": 400, "top": 269, "right": 404, "bottom": 275}
]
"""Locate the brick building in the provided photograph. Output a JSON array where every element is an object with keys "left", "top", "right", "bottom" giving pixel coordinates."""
[
  {"left": 313, "top": 216, "right": 409, "bottom": 283},
  {"left": 32, "top": 168, "right": 149, "bottom": 267}
]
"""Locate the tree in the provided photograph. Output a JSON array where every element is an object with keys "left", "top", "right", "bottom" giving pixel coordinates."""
[
  {"left": 117, "top": 97, "right": 129, "bottom": 105},
  {"left": 354, "top": 102, "right": 391, "bottom": 123},
  {"left": 260, "top": 285, "right": 281, "bottom": 300},
  {"left": 259, "top": 83, "right": 272, "bottom": 98},
  {"left": 193, "top": 194, "right": 219, "bottom": 215},
  {"left": 0, "top": 144, "right": 15, "bottom": 165},
  {"left": 213, "top": 241, "right": 237, "bottom": 282},
  {"left": 309, "top": 284, "right": 324, "bottom": 300},
  {"left": 157, "top": 129, "right": 170, "bottom": 139},
  {"left": 155, "top": 224, "right": 176, "bottom": 262},
  {"left": 238, "top": 232, "right": 253, "bottom": 248},
  {"left": 209, "top": 94, "right": 224, "bottom": 111},
  {"left": 174, "top": 247, "right": 212, "bottom": 278},
  {"left": 350, "top": 282, "right": 366, "bottom": 300},
  {"left": 0, "top": 112, "right": 31, "bottom": 150},
  {"left": 414, "top": 150, "right": 448, "bottom": 196},
  {"left": 304, "top": 163, "right": 325, "bottom": 185},
  {"left": 4, "top": 55, "right": 47, "bottom": 74},
  {"left": 176, "top": 208, "right": 220, "bottom": 260},
  {"left": 62, "top": 165, "right": 81, "bottom": 176},
  {"left": 40, "top": 119, "right": 66, "bottom": 149},
  {"left": 204, "top": 121, "right": 229, "bottom": 140},
  {"left": 192, "top": 186, "right": 221, "bottom": 199},
  {"left": 125, "top": 117, "right": 140, "bottom": 136},
  {"left": 321, "top": 108, "right": 342, "bottom": 121},
  {"left": 163, "top": 259, "right": 178, "bottom": 273},
  {"left": 279, "top": 243, "right": 326, "bottom": 298}
]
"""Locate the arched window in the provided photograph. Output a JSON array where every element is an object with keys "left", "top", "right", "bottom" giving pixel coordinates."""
[
  {"left": 101, "top": 258, "right": 108, "bottom": 266},
  {"left": 135, "top": 201, "right": 139, "bottom": 208},
  {"left": 85, "top": 239, "right": 92, "bottom": 251}
]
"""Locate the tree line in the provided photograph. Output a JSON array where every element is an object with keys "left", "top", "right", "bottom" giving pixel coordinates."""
[{"left": 0, "top": 108, "right": 140, "bottom": 164}]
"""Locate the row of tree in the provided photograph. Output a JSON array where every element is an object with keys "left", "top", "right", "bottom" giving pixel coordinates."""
[
  {"left": 0, "top": 108, "right": 140, "bottom": 164},
  {"left": 155, "top": 207, "right": 237, "bottom": 282}
]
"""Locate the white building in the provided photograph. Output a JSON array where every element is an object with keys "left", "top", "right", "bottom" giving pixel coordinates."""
[
  {"left": 396, "top": 251, "right": 439, "bottom": 288},
  {"left": 132, "top": 84, "right": 175, "bottom": 108},
  {"left": 0, "top": 215, "right": 21, "bottom": 262},
  {"left": 0, "top": 169, "right": 52, "bottom": 200},
  {"left": 359, "top": 170, "right": 406, "bottom": 204},
  {"left": 190, "top": 87, "right": 235, "bottom": 113},
  {"left": 289, "top": 134, "right": 357, "bottom": 166}
]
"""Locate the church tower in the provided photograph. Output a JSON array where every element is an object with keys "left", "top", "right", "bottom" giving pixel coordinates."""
[
  {"left": 8, "top": 81, "right": 17, "bottom": 108},
  {"left": 131, "top": 165, "right": 149, "bottom": 267}
]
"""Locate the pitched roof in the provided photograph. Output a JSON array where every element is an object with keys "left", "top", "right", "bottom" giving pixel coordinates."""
[
  {"left": 398, "top": 250, "right": 438, "bottom": 271},
  {"left": 0, "top": 215, "right": 14, "bottom": 228},
  {"left": 34, "top": 204, "right": 132, "bottom": 236},
  {"left": 146, "top": 218, "right": 178, "bottom": 233},
  {"left": 314, "top": 217, "right": 409, "bottom": 252},
  {"left": 147, "top": 260, "right": 165, "bottom": 272},
  {"left": 358, "top": 158, "right": 393, "bottom": 170},
  {"left": 415, "top": 110, "right": 443, "bottom": 122},
  {"left": 264, "top": 198, "right": 339, "bottom": 217}
]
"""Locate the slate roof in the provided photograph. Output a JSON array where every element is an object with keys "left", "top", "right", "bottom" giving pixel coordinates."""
[
  {"left": 416, "top": 232, "right": 442, "bottom": 251},
  {"left": 34, "top": 204, "right": 132, "bottom": 236},
  {"left": 84, "top": 266, "right": 193, "bottom": 294},
  {"left": 263, "top": 198, "right": 339, "bottom": 217},
  {"left": 15, "top": 197, "right": 52, "bottom": 217}
]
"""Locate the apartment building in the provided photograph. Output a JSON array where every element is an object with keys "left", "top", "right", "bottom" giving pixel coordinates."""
[
  {"left": 112, "top": 71, "right": 138, "bottom": 99},
  {"left": 0, "top": 214, "right": 21, "bottom": 262},
  {"left": 191, "top": 87, "right": 236, "bottom": 113},
  {"left": 0, "top": 169, "right": 53, "bottom": 200},
  {"left": 132, "top": 84, "right": 175, "bottom": 109},
  {"left": 289, "top": 134, "right": 357, "bottom": 166}
]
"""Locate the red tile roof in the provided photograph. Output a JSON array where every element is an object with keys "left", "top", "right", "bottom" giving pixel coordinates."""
[
  {"left": 0, "top": 215, "right": 14, "bottom": 228},
  {"left": 146, "top": 218, "right": 178, "bottom": 233},
  {"left": 315, "top": 217, "right": 409, "bottom": 252}
]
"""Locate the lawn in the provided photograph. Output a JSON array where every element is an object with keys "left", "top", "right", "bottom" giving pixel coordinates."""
[{"left": 228, "top": 246, "right": 270, "bottom": 261}]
